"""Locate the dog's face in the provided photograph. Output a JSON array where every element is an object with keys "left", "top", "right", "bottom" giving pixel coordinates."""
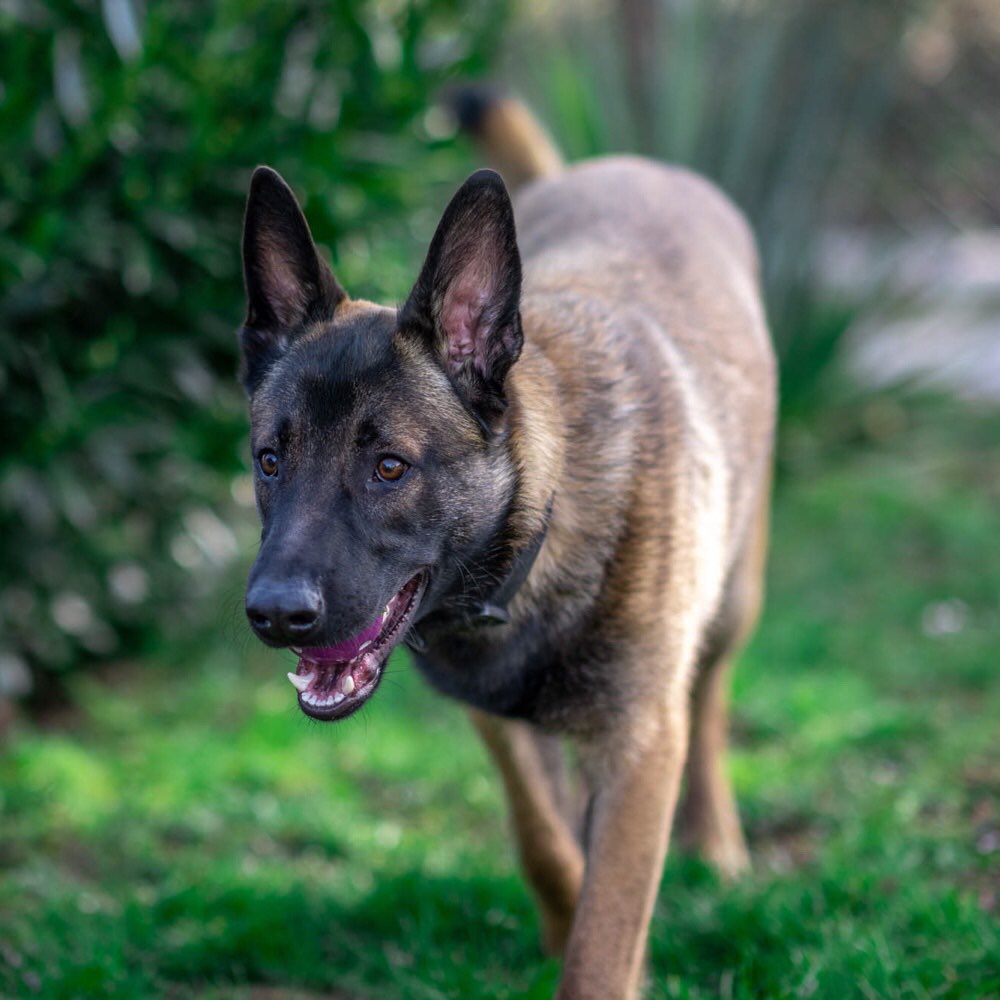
[{"left": 239, "top": 167, "right": 522, "bottom": 721}]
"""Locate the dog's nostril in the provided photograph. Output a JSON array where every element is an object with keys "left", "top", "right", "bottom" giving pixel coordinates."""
[
  {"left": 285, "top": 610, "right": 319, "bottom": 632},
  {"left": 247, "top": 610, "right": 271, "bottom": 631}
]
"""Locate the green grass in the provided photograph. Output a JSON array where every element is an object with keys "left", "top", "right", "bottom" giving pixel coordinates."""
[{"left": 2, "top": 393, "right": 998, "bottom": 999}]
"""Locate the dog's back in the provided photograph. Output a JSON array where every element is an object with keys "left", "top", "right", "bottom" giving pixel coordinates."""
[
  {"left": 469, "top": 105, "right": 777, "bottom": 683},
  {"left": 517, "top": 155, "right": 774, "bottom": 543}
]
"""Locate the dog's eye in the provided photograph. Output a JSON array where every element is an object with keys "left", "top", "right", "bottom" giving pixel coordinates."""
[
  {"left": 258, "top": 451, "right": 279, "bottom": 478},
  {"left": 375, "top": 456, "right": 408, "bottom": 483}
]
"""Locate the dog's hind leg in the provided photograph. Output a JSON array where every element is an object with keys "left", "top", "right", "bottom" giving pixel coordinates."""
[
  {"left": 677, "top": 486, "right": 771, "bottom": 878},
  {"left": 677, "top": 647, "right": 750, "bottom": 878},
  {"left": 469, "top": 709, "right": 584, "bottom": 956}
]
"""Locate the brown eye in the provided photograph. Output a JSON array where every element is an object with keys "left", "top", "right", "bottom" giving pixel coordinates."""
[
  {"left": 375, "top": 456, "right": 408, "bottom": 483},
  {"left": 258, "top": 451, "right": 279, "bottom": 478}
]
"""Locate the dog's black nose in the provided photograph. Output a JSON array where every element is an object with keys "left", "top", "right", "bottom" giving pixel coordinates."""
[{"left": 246, "top": 580, "right": 324, "bottom": 644}]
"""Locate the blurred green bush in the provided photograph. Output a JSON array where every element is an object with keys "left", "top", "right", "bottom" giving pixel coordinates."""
[{"left": 0, "top": 0, "right": 506, "bottom": 702}]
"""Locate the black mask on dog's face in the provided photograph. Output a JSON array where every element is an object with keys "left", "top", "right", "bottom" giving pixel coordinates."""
[{"left": 238, "top": 166, "right": 523, "bottom": 720}]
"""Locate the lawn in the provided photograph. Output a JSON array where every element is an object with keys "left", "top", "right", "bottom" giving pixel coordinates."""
[{"left": 2, "top": 393, "right": 998, "bottom": 999}]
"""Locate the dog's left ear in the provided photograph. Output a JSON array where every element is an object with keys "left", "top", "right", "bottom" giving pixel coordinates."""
[
  {"left": 401, "top": 169, "right": 522, "bottom": 425},
  {"left": 240, "top": 166, "right": 345, "bottom": 392}
]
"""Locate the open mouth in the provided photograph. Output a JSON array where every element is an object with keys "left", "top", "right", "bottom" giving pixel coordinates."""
[{"left": 287, "top": 572, "right": 426, "bottom": 721}]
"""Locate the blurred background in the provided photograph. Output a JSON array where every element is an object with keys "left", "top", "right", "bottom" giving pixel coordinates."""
[{"left": 1, "top": 1, "right": 997, "bottom": 997}]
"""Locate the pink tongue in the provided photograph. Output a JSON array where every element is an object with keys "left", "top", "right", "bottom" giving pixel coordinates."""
[{"left": 305, "top": 613, "right": 383, "bottom": 662}]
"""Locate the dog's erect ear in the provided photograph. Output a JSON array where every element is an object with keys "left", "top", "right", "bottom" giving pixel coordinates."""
[
  {"left": 400, "top": 169, "right": 522, "bottom": 424},
  {"left": 239, "top": 166, "right": 345, "bottom": 391}
]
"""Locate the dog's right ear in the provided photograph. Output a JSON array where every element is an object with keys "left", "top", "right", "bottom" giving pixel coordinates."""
[
  {"left": 399, "top": 169, "right": 522, "bottom": 429},
  {"left": 239, "top": 166, "right": 345, "bottom": 393}
]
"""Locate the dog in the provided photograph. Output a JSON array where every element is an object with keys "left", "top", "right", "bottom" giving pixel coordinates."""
[{"left": 238, "top": 90, "right": 775, "bottom": 999}]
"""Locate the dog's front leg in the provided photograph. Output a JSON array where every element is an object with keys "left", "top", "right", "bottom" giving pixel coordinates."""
[
  {"left": 557, "top": 701, "right": 688, "bottom": 1000},
  {"left": 470, "top": 709, "right": 585, "bottom": 955}
]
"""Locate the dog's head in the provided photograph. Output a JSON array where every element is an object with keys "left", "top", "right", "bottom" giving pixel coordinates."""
[{"left": 239, "top": 166, "right": 523, "bottom": 720}]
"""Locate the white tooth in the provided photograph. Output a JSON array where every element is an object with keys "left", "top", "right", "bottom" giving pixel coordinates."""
[
  {"left": 383, "top": 605, "right": 391, "bottom": 620},
  {"left": 287, "top": 671, "right": 312, "bottom": 693},
  {"left": 333, "top": 691, "right": 345, "bottom": 705},
  {"left": 358, "top": 640, "right": 372, "bottom": 652},
  {"left": 291, "top": 646, "right": 303, "bottom": 655},
  {"left": 342, "top": 675, "right": 356, "bottom": 695}
]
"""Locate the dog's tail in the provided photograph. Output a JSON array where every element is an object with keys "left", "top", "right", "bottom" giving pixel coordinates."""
[{"left": 444, "top": 84, "right": 563, "bottom": 191}]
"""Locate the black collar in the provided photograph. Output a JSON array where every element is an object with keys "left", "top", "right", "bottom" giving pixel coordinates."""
[{"left": 405, "top": 495, "right": 554, "bottom": 652}]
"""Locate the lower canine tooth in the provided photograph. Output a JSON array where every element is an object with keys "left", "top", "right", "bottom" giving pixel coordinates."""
[
  {"left": 287, "top": 671, "right": 312, "bottom": 693},
  {"left": 342, "top": 675, "right": 355, "bottom": 695}
]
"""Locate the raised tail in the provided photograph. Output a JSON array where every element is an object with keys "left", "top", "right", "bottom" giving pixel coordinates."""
[{"left": 444, "top": 84, "right": 563, "bottom": 191}]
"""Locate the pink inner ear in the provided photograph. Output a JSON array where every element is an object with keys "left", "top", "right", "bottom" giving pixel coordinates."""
[
  {"left": 259, "top": 241, "right": 309, "bottom": 327},
  {"left": 441, "top": 276, "right": 493, "bottom": 373}
]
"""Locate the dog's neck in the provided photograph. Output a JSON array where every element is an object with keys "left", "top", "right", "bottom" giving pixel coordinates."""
[
  {"left": 405, "top": 336, "right": 563, "bottom": 648},
  {"left": 405, "top": 490, "right": 554, "bottom": 650}
]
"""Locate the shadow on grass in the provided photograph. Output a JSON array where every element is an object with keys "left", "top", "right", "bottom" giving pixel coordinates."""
[{"left": 145, "top": 869, "right": 558, "bottom": 999}]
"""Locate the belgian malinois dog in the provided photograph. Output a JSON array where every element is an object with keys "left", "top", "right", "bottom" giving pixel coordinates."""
[{"left": 239, "top": 91, "right": 775, "bottom": 999}]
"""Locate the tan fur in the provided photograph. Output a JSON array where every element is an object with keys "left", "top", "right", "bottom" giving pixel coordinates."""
[
  {"left": 677, "top": 477, "right": 771, "bottom": 877},
  {"left": 460, "top": 104, "right": 777, "bottom": 998},
  {"left": 469, "top": 710, "right": 584, "bottom": 955}
]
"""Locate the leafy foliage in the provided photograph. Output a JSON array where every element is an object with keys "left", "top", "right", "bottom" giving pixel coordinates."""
[{"left": 0, "top": 0, "right": 506, "bottom": 697}]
